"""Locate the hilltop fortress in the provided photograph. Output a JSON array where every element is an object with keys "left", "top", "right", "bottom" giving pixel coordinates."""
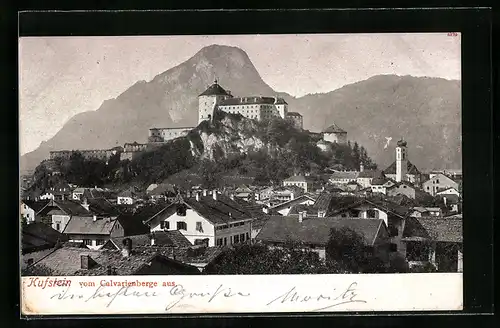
[{"left": 148, "top": 80, "right": 304, "bottom": 143}]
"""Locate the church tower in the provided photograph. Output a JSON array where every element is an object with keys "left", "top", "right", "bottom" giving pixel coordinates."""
[
  {"left": 395, "top": 139, "right": 408, "bottom": 182},
  {"left": 198, "top": 79, "right": 232, "bottom": 124}
]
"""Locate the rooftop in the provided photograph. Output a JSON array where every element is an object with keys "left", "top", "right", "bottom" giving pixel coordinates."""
[
  {"left": 286, "top": 112, "right": 302, "bottom": 117},
  {"left": 383, "top": 160, "right": 421, "bottom": 175},
  {"left": 403, "top": 217, "right": 462, "bottom": 243},
  {"left": 219, "top": 96, "right": 287, "bottom": 106},
  {"left": 256, "top": 216, "right": 385, "bottom": 246},
  {"left": 199, "top": 80, "right": 232, "bottom": 97},
  {"left": 323, "top": 122, "right": 347, "bottom": 134}
]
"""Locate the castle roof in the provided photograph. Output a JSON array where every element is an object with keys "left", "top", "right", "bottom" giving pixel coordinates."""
[
  {"left": 219, "top": 96, "right": 287, "bottom": 106},
  {"left": 323, "top": 123, "right": 347, "bottom": 134},
  {"left": 199, "top": 81, "right": 232, "bottom": 97},
  {"left": 286, "top": 112, "right": 302, "bottom": 117}
]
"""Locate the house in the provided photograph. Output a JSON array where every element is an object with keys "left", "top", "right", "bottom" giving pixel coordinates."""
[
  {"left": 270, "top": 186, "right": 304, "bottom": 204},
  {"left": 47, "top": 200, "right": 92, "bottom": 233},
  {"left": 256, "top": 216, "right": 391, "bottom": 261},
  {"left": 62, "top": 208, "right": 149, "bottom": 250},
  {"left": 283, "top": 175, "right": 314, "bottom": 193},
  {"left": 117, "top": 188, "right": 137, "bottom": 205},
  {"left": 71, "top": 187, "right": 86, "bottom": 201},
  {"left": 149, "top": 183, "right": 176, "bottom": 202},
  {"left": 410, "top": 207, "right": 443, "bottom": 217},
  {"left": 370, "top": 177, "right": 396, "bottom": 194},
  {"left": 102, "top": 230, "right": 193, "bottom": 250},
  {"left": 346, "top": 180, "right": 361, "bottom": 192},
  {"left": 326, "top": 197, "right": 411, "bottom": 252},
  {"left": 21, "top": 222, "right": 67, "bottom": 254},
  {"left": 233, "top": 184, "right": 254, "bottom": 201},
  {"left": 20, "top": 199, "right": 51, "bottom": 224},
  {"left": 143, "top": 193, "right": 254, "bottom": 247},
  {"left": 329, "top": 171, "right": 359, "bottom": 185},
  {"left": 26, "top": 245, "right": 200, "bottom": 276},
  {"left": 402, "top": 217, "right": 463, "bottom": 272},
  {"left": 437, "top": 194, "right": 462, "bottom": 213},
  {"left": 256, "top": 186, "right": 273, "bottom": 201},
  {"left": 356, "top": 170, "right": 384, "bottom": 188},
  {"left": 268, "top": 194, "right": 317, "bottom": 216},
  {"left": 48, "top": 182, "right": 72, "bottom": 201},
  {"left": 422, "top": 173, "right": 459, "bottom": 197},
  {"left": 322, "top": 122, "right": 348, "bottom": 144},
  {"left": 386, "top": 181, "right": 417, "bottom": 199},
  {"left": 436, "top": 186, "right": 460, "bottom": 197}
]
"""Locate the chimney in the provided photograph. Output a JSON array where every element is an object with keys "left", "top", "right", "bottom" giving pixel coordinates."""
[
  {"left": 229, "top": 212, "right": 232, "bottom": 218},
  {"left": 203, "top": 189, "right": 207, "bottom": 197},
  {"left": 298, "top": 211, "right": 306, "bottom": 223},
  {"left": 213, "top": 190, "right": 218, "bottom": 201},
  {"left": 80, "top": 254, "right": 91, "bottom": 270},
  {"left": 93, "top": 215, "right": 97, "bottom": 222},
  {"left": 360, "top": 163, "right": 364, "bottom": 172},
  {"left": 81, "top": 198, "right": 90, "bottom": 211},
  {"left": 443, "top": 197, "right": 447, "bottom": 206},
  {"left": 195, "top": 192, "right": 200, "bottom": 202},
  {"left": 150, "top": 233, "right": 155, "bottom": 246},
  {"left": 122, "top": 238, "right": 132, "bottom": 258}
]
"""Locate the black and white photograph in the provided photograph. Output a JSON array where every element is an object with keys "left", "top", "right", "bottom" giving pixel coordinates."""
[{"left": 19, "top": 32, "right": 465, "bottom": 314}]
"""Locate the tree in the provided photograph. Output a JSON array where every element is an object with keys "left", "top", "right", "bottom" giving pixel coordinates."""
[
  {"left": 21, "top": 263, "right": 54, "bottom": 276},
  {"left": 204, "top": 243, "right": 333, "bottom": 274},
  {"left": 326, "top": 227, "right": 387, "bottom": 273}
]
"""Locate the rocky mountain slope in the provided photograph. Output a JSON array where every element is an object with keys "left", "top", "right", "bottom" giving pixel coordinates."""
[{"left": 21, "top": 44, "right": 461, "bottom": 173}]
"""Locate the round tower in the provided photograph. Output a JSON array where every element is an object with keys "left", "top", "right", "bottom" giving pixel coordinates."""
[{"left": 198, "top": 79, "right": 232, "bottom": 124}]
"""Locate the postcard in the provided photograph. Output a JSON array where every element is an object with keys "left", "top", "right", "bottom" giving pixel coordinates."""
[{"left": 19, "top": 32, "right": 462, "bottom": 315}]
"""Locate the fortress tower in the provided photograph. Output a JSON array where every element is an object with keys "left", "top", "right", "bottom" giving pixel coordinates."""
[
  {"left": 395, "top": 139, "right": 408, "bottom": 182},
  {"left": 198, "top": 80, "right": 233, "bottom": 124}
]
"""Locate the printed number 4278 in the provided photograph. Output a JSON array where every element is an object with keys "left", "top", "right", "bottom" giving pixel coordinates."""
[{"left": 447, "top": 32, "right": 458, "bottom": 36}]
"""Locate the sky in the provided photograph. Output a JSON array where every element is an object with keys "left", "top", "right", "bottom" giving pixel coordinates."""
[{"left": 19, "top": 33, "right": 461, "bottom": 155}]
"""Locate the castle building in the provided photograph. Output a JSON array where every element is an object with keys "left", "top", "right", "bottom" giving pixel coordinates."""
[
  {"left": 49, "top": 147, "right": 123, "bottom": 162},
  {"left": 148, "top": 127, "right": 194, "bottom": 143},
  {"left": 120, "top": 142, "right": 149, "bottom": 161},
  {"left": 197, "top": 80, "right": 297, "bottom": 126},
  {"left": 286, "top": 112, "right": 304, "bottom": 130},
  {"left": 322, "top": 122, "right": 348, "bottom": 144}
]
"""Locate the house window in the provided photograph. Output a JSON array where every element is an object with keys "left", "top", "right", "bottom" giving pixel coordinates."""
[
  {"left": 160, "top": 221, "right": 169, "bottom": 229},
  {"left": 389, "top": 243, "right": 398, "bottom": 252},
  {"left": 176, "top": 204, "right": 187, "bottom": 216},
  {"left": 216, "top": 238, "right": 223, "bottom": 246},
  {"left": 177, "top": 222, "right": 187, "bottom": 230},
  {"left": 436, "top": 179, "right": 440, "bottom": 184},
  {"left": 56, "top": 223, "right": 61, "bottom": 231},
  {"left": 234, "top": 234, "right": 240, "bottom": 244},
  {"left": 246, "top": 232, "right": 250, "bottom": 241},
  {"left": 224, "top": 237, "right": 227, "bottom": 246},
  {"left": 96, "top": 239, "right": 105, "bottom": 246},
  {"left": 196, "top": 222, "right": 203, "bottom": 232},
  {"left": 367, "top": 209, "right": 377, "bottom": 218},
  {"left": 83, "top": 239, "right": 92, "bottom": 246},
  {"left": 240, "top": 233, "right": 245, "bottom": 242}
]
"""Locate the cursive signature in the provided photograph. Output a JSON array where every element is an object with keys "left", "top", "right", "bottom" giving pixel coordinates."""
[
  {"left": 266, "top": 282, "right": 367, "bottom": 311},
  {"left": 165, "top": 284, "right": 251, "bottom": 311}
]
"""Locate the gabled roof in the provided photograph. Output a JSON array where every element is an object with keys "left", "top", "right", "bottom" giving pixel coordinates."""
[
  {"left": 143, "top": 194, "right": 253, "bottom": 226},
  {"left": 284, "top": 175, "right": 309, "bottom": 183},
  {"left": 330, "top": 171, "right": 359, "bottom": 180},
  {"left": 256, "top": 216, "right": 385, "bottom": 246},
  {"left": 106, "top": 231, "right": 192, "bottom": 250},
  {"left": 269, "top": 194, "right": 317, "bottom": 211},
  {"left": 22, "top": 222, "right": 67, "bottom": 252},
  {"left": 63, "top": 217, "right": 117, "bottom": 235},
  {"left": 287, "top": 204, "right": 316, "bottom": 216},
  {"left": 286, "top": 112, "right": 302, "bottom": 117},
  {"left": 403, "top": 217, "right": 462, "bottom": 243},
  {"left": 323, "top": 122, "right": 347, "bottom": 134},
  {"left": 383, "top": 161, "right": 421, "bottom": 175},
  {"left": 88, "top": 198, "right": 121, "bottom": 216},
  {"left": 357, "top": 170, "right": 384, "bottom": 179},
  {"left": 199, "top": 81, "right": 231, "bottom": 97},
  {"left": 33, "top": 247, "right": 200, "bottom": 276},
  {"left": 51, "top": 200, "right": 90, "bottom": 216},
  {"left": 329, "top": 197, "right": 411, "bottom": 219},
  {"left": 115, "top": 214, "right": 150, "bottom": 236},
  {"left": 22, "top": 200, "right": 50, "bottom": 214}
]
